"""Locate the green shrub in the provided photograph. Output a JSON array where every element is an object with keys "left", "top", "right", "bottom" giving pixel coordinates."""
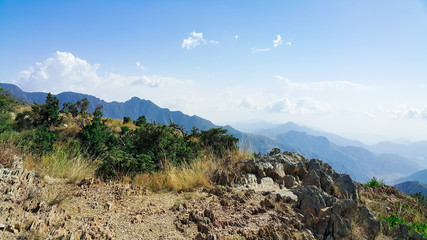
[
  {"left": 199, "top": 128, "right": 238, "bottom": 158},
  {"left": 381, "top": 214, "right": 407, "bottom": 229},
  {"left": 135, "top": 115, "right": 147, "bottom": 127},
  {"left": 123, "top": 116, "right": 131, "bottom": 124},
  {"left": 31, "top": 93, "right": 61, "bottom": 127},
  {"left": 381, "top": 214, "right": 427, "bottom": 237},
  {"left": 126, "top": 123, "right": 200, "bottom": 168},
  {"left": 0, "top": 88, "right": 15, "bottom": 133},
  {"left": 79, "top": 106, "right": 118, "bottom": 156},
  {"left": 364, "top": 176, "right": 385, "bottom": 188},
  {"left": 410, "top": 192, "right": 427, "bottom": 205},
  {"left": 268, "top": 147, "right": 281, "bottom": 156},
  {"left": 97, "top": 149, "right": 154, "bottom": 178},
  {"left": 30, "top": 126, "right": 58, "bottom": 155}
]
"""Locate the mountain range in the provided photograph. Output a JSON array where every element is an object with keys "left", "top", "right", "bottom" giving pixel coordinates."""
[
  {"left": 0, "top": 83, "right": 288, "bottom": 155},
  {"left": 1, "top": 83, "right": 425, "bottom": 184},
  {"left": 394, "top": 181, "right": 427, "bottom": 196}
]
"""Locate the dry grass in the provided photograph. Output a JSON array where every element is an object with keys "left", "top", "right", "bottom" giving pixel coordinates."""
[
  {"left": 134, "top": 150, "right": 252, "bottom": 192},
  {"left": 25, "top": 145, "right": 97, "bottom": 183},
  {"left": 134, "top": 156, "right": 216, "bottom": 192},
  {"left": 0, "top": 139, "right": 18, "bottom": 167}
]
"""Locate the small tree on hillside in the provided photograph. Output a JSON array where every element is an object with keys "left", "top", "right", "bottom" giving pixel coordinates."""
[
  {"left": 32, "top": 93, "right": 61, "bottom": 127},
  {"left": 123, "top": 116, "right": 131, "bottom": 124}
]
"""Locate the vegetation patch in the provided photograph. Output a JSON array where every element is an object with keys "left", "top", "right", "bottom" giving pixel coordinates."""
[{"left": 364, "top": 176, "right": 385, "bottom": 188}]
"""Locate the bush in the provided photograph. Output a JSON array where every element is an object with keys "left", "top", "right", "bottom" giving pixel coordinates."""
[
  {"left": 79, "top": 106, "right": 118, "bottom": 156},
  {"left": 0, "top": 88, "right": 15, "bottom": 133},
  {"left": 126, "top": 123, "right": 200, "bottom": 168},
  {"left": 123, "top": 116, "right": 131, "bottom": 124},
  {"left": 31, "top": 93, "right": 61, "bottom": 127},
  {"left": 364, "top": 176, "right": 385, "bottom": 188},
  {"left": 199, "top": 128, "right": 238, "bottom": 158},
  {"left": 381, "top": 214, "right": 427, "bottom": 237},
  {"left": 135, "top": 115, "right": 147, "bottom": 127},
  {"left": 97, "top": 149, "right": 153, "bottom": 179},
  {"left": 381, "top": 214, "right": 407, "bottom": 229},
  {"left": 268, "top": 147, "right": 281, "bottom": 156},
  {"left": 30, "top": 126, "right": 58, "bottom": 155}
]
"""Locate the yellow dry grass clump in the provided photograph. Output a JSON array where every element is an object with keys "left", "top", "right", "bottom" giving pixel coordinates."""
[
  {"left": 134, "top": 150, "right": 253, "bottom": 192},
  {"left": 25, "top": 145, "right": 97, "bottom": 183},
  {"left": 134, "top": 156, "right": 216, "bottom": 192}
]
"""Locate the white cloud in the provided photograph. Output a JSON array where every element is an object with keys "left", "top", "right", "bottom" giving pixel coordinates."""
[
  {"left": 239, "top": 96, "right": 260, "bottom": 110},
  {"left": 209, "top": 40, "right": 219, "bottom": 45},
  {"left": 273, "top": 35, "right": 283, "bottom": 47},
  {"left": 136, "top": 61, "right": 147, "bottom": 71},
  {"left": 251, "top": 48, "right": 271, "bottom": 53},
  {"left": 182, "top": 32, "right": 206, "bottom": 49},
  {"left": 268, "top": 97, "right": 324, "bottom": 114},
  {"left": 389, "top": 106, "right": 427, "bottom": 120},
  {"left": 14, "top": 51, "right": 186, "bottom": 97},
  {"left": 235, "top": 35, "right": 239, "bottom": 39},
  {"left": 285, "top": 41, "right": 292, "bottom": 46},
  {"left": 269, "top": 98, "right": 292, "bottom": 113},
  {"left": 273, "top": 74, "right": 365, "bottom": 90},
  {"left": 181, "top": 32, "right": 218, "bottom": 49}
]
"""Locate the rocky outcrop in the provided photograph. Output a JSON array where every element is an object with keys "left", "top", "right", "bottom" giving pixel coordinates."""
[{"left": 211, "top": 152, "right": 385, "bottom": 240}]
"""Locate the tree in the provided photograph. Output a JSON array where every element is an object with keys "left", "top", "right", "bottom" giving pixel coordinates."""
[
  {"left": 199, "top": 128, "right": 239, "bottom": 157},
  {"left": 0, "top": 88, "right": 15, "bottom": 133},
  {"left": 76, "top": 98, "right": 90, "bottom": 127},
  {"left": 135, "top": 115, "right": 147, "bottom": 127},
  {"left": 123, "top": 116, "right": 131, "bottom": 124},
  {"left": 32, "top": 93, "right": 61, "bottom": 127},
  {"left": 79, "top": 105, "right": 117, "bottom": 156},
  {"left": 62, "top": 102, "right": 78, "bottom": 117}
]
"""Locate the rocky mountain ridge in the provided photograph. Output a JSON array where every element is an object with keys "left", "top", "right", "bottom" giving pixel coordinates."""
[{"left": 2, "top": 150, "right": 425, "bottom": 239}]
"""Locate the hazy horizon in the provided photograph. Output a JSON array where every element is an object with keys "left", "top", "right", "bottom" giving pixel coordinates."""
[{"left": 1, "top": 0, "right": 426, "bottom": 144}]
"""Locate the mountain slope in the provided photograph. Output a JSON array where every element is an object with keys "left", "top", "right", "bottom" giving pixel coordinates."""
[
  {"left": 396, "top": 169, "right": 427, "bottom": 185},
  {"left": 367, "top": 141, "right": 427, "bottom": 168},
  {"left": 394, "top": 181, "right": 427, "bottom": 195},
  {"left": 0, "top": 83, "right": 285, "bottom": 154},
  {"left": 256, "top": 122, "right": 366, "bottom": 147},
  {"left": 273, "top": 131, "right": 420, "bottom": 183}
]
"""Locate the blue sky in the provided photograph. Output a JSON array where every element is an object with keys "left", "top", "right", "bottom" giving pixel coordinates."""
[{"left": 1, "top": 0, "right": 427, "bottom": 143}]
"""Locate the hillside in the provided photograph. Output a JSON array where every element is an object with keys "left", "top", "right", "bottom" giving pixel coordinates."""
[
  {"left": 1, "top": 150, "right": 426, "bottom": 239},
  {"left": 394, "top": 181, "right": 427, "bottom": 195},
  {"left": 367, "top": 141, "right": 427, "bottom": 168},
  {"left": 0, "top": 83, "right": 282, "bottom": 154},
  {"left": 396, "top": 169, "right": 427, "bottom": 185},
  {"left": 273, "top": 131, "right": 420, "bottom": 183},
  {"left": 256, "top": 122, "right": 366, "bottom": 147}
]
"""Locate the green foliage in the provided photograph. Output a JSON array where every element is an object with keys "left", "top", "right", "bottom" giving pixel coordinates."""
[
  {"left": 14, "top": 111, "right": 33, "bottom": 131},
  {"left": 199, "top": 128, "right": 238, "bottom": 157},
  {"left": 97, "top": 149, "right": 154, "bottom": 178},
  {"left": 127, "top": 123, "right": 200, "bottom": 168},
  {"left": 61, "top": 102, "right": 78, "bottom": 117},
  {"left": 410, "top": 192, "right": 427, "bottom": 205},
  {"left": 32, "top": 93, "right": 61, "bottom": 127},
  {"left": 121, "top": 126, "right": 130, "bottom": 134},
  {"left": 76, "top": 98, "right": 90, "bottom": 127},
  {"left": 364, "top": 176, "right": 385, "bottom": 188},
  {"left": 268, "top": 147, "right": 281, "bottom": 156},
  {"left": 79, "top": 106, "right": 118, "bottom": 156},
  {"left": 381, "top": 214, "right": 407, "bottom": 229},
  {"left": 30, "top": 125, "right": 58, "bottom": 155},
  {"left": 135, "top": 115, "right": 147, "bottom": 127},
  {"left": 381, "top": 214, "right": 427, "bottom": 237},
  {"left": 123, "top": 116, "right": 131, "bottom": 124},
  {"left": 0, "top": 88, "right": 15, "bottom": 133},
  {"left": 409, "top": 222, "right": 427, "bottom": 238}
]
